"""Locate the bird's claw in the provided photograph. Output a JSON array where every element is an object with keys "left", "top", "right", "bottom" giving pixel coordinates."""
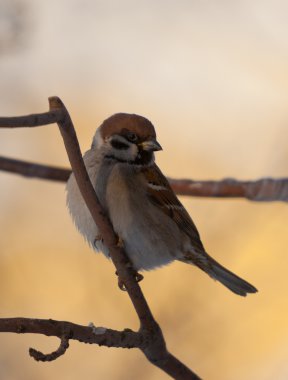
[
  {"left": 135, "top": 272, "right": 144, "bottom": 282},
  {"left": 116, "top": 270, "right": 144, "bottom": 291},
  {"left": 118, "top": 277, "right": 126, "bottom": 291}
]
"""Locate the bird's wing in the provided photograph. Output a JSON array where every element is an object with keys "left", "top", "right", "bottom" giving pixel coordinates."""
[{"left": 142, "top": 164, "right": 205, "bottom": 252}]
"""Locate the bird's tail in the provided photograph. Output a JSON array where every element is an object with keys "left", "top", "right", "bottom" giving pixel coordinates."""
[
  {"left": 181, "top": 254, "right": 257, "bottom": 296},
  {"left": 208, "top": 256, "right": 257, "bottom": 296}
]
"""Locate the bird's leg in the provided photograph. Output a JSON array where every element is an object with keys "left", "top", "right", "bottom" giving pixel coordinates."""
[{"left": 113, "top": 235, "right": 144, "bottom": 290}]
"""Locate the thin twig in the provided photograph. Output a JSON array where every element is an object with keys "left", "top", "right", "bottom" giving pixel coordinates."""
[
  {"left": 0, "top": 156, "right": 70, "bottom": 182},
  {"left": 0, "top": 110, "right": 62, "bottom": 128},
  {"left": 49, "top": 97, "right": 199, "bottom": 379},
  {"left": 0, "top": 155, "right": 287, "bottom": 202},
  {"left": 0, "top": 98, "right": 200, "bottom": 380},
  {"left": 0, "top": 317, "right": 200, "bottom": 379},
  {"left": 29, "top": 335, "right": 70, "bottom": 362},
  {"left": 48, "top": 97, "right": 156, "bottom": 326},
  {"left": 168, "top": 177, "right": 288, "bottom": 202},
  {"left": 0, "top": 317, "right": 141, "bottom": 348}
]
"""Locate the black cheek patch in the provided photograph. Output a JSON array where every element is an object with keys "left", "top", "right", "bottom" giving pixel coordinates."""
[
  {"left": 134, "top": 150, "right": 153, "bottom": 165},
  {"left": 111, "top": 139, "right": 130, "bottom": 150}
]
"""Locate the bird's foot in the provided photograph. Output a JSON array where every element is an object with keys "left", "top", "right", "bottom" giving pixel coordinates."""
[{"left": 116, "top": 269, "right": 144, "bottom": 291}]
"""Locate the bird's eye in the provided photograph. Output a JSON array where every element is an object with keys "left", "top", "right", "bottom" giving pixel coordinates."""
[{"left": 126, "top": 132, "right": 138, "bottom": 142}]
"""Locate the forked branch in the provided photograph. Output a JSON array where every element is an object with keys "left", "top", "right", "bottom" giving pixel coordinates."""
[{"left": 0, "top": 98, "right": 200, "bottom": 380}]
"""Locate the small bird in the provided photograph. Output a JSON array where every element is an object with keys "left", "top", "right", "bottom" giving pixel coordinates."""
[{"left": 66, "top": 113, "right": 257, "bottom": 296}]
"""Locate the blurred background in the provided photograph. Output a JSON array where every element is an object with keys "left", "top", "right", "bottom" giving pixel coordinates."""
[{"left": 0, "top": 0, "right": 287, "bottom": 379}]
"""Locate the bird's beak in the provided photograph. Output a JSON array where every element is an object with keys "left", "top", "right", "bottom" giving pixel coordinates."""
[{"left": 140, "top": 139, "right": 163, "bottom": 152}]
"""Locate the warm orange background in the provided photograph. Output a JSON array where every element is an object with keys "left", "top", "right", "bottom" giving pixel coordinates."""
[{"left": 0, "top": 1, "right": 287, "bottom": 379}]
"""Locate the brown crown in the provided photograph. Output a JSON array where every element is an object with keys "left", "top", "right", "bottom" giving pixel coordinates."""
[{"left": 99, "top": 113, "right": 156, "bottom": 141}]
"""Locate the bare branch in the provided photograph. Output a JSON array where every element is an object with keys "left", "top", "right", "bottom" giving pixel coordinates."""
[
  {"left": 0, "top": 317, "right": 140, "bottom": 349},
  {"left": 0, "top": 99, "right": 200, "bottom": 380},
  {"left": 0, "top": 155, "right": 287, "bottom": 202},
  {"left": 0, "top": 110, "right": 62, "bottom": 128},
  {"left": 0, "top": 317, "right": 199, "bottom": 378},
  {"left": 0, "top": 156, "right": 70, "bottom": 182},
  {"left": 168, "top": 177, "right": 288, "bottom": 202},
  {"left": 47, "top": 97, "right": 155, "bottom": 325}
]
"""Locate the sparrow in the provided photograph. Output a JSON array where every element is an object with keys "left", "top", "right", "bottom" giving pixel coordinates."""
[{"left": 66, "top": 113, "right": 257, "bottom": 296}]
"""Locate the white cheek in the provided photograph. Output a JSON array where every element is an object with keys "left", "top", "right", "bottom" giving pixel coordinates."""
[{"left": 108, "top": 138, "right": 139, "bottom": 161}]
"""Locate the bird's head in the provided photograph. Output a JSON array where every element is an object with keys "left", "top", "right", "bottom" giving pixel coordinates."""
[{"left": 92, "top": 113, "right": 162, "bottom": 166}]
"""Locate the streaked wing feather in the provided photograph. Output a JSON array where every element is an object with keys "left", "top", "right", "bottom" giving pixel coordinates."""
[{"left": 142, "top": 165, "right": 205, "bottom": 251}]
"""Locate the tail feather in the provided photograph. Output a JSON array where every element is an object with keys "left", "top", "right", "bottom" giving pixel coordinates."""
[
  {"left": 207, "top": 256, "right": 257, "bottom": 296},
  {"left": 180, "top": 253, "right": 258, "bottom": 296}
]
